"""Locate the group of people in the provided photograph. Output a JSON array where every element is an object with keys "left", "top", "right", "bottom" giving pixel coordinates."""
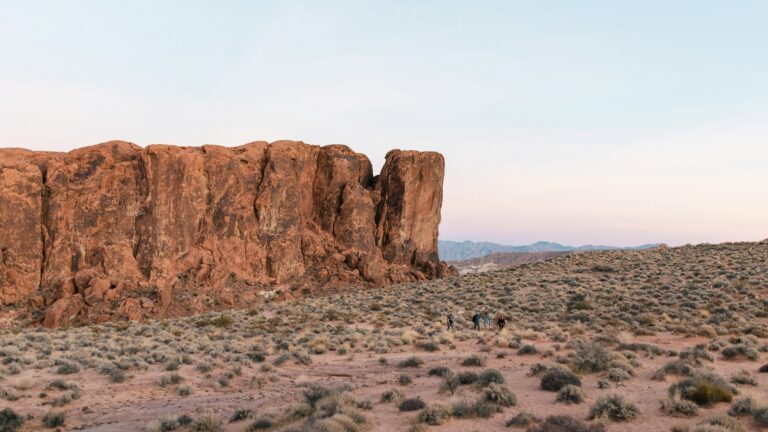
[{"left": 446, "top": 312, "right": 506, "bottom": 331}]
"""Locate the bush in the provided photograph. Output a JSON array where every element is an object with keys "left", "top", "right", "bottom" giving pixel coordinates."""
[
  {"left": 461, "top": 355, "right": 486, "bottom": 367},
  {"left": 417, "top": 403, "right": 451, "bottom": 425},
  {"left": 572, "top": 342, "right": 612, "bottom": 373},
  {"left": 398, "top": 357, "right": 424, "bottom": 368},
  {"left": 588, "top": 394, "right": 639, "bottom": 421},
  {"left": 230, "top": 409, "right": 254, "bottom": 422},
  {"left": 398, "top": 375, "right": 412, "bottom": 386},
  {"left": 730, "top": 371, "right": 756, "bottom": 386},
  {"left": 457, "top": 371, "right": 479, "bottom": 385},
  {"left": 245, "top": 417, "right": 274, "bottom": 431},
  {"left": 399, "top": 398, "right": 426, "bottom": 412},
  {"left": 482, "top": 382, "right": 517, "bottom": 407},
  {"left": 670, "top": 374, "right": 735, "bottom": 406},
  {"left": 159, "top": 373, "right": 184, "bottom": 387},
  {"left": 177, "top": 385, "right": 192, "bottom": 396},
  {"left": 728, "top": 396, "right": 755, "bottom": 416},
  {"left": 0, "top": 408, "right": 24, "bottom": 432},
  {"left": 518, "top": 344, "right": 539, "bottom": 355},
  {"left": 660, "top": 394, "right": 699, "bottom": 417},
  {"left": 190, "top": 414, "right": 223, "bottom": 432},
  {"left": 428, "top": 366, "right": 451, "bottom": 377},
  {"left": 607, "top": 367, "right": 631, "bottom": 382},
  {"left": 380, "top": 388, "right": 404, "bottom": 404},
  {"left": 477, "top": 368, "right": 505, "bottom": 386},
  {"left": 759, "top": 363, "right": 768, "bottom": 373},
  {"left": 696, "top": 415, "right": 745, "bottom": 432},
  {"left": 556, "top": 384, "right": 585, "bottom": 404},
  {"left": 418, "top": 341, "right": 440, "bottom": 352},
  {"left": 527, "top": 415, "right": 605, "bottom": 432},
  {"left": 754, "top": 407, "right": 768, "bottom": 427},
  {"left": 440, "top": 372, "right": 460, "bottom": 394},
  {"left": 56, "top": 361, "right": 80, "bottom": 375},
  {"left": 42, "top": 411, "right": 66, "bottom": 428},
  {"left": 541, "top": 368, "right": 581, "bottom": 391},
  {"left": 722, "top": 344, "right": 759, "bottom": 361},
  {"left": 505, "top": 411, "right": 540, "bottom": 427}
]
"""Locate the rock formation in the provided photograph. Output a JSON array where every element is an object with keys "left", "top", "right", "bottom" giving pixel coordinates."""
[{"left": 0, "top": 140, "right": 453, "bottom": 327}]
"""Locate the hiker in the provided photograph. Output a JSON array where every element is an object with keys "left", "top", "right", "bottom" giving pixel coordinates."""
[
  {"left": 483, "top": 312, "right": 491, "bottom": 328},
  {"left": 447, "top": 314, "right": 454, "bottom": 330},
  {"left": 497, "top": 315, "right": 507, "bottom": 330},
  {"left": 472, "top": 312, "right": 481, "bottom": 330}
]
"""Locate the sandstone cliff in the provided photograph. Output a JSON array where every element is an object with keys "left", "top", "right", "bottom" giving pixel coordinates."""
[{"left": 0, "top": 140, "right": 452, "bottom": 327}]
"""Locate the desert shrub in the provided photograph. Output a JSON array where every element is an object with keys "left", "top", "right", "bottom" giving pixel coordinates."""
[
  {"left": 680, "top": 345, "right": 714, "bottom": 365},
  {"left": 440, "top": 372, "right": 460, "bottom": 394},
  {"left": 190, "top": 414, "right": 223, "bottom": 432},
  {"left": 428, "top": 366, "right": 451, "bottom": 377},
  {"left": 399, "top": 397, "right": 426, "bottom": 412},
  {"left": 398, "top": 375, "right": 412, "bottom": 386},
  {"left": 245, "top": 417, "right": 274, "bottom": 431},
  {"left": 482, "top": 382, "right": 517, "bottom": 407},
  {"left": 473, "top": 400, "right": 501, "bottom": 418},
  {"left": 457, "top": 371, "right": 479, "bottom": 385},
  {"left": 477, "top": 368, "right": 505, "bottom": 386},
  {"left": 527, "top": 415, "right": 605, "bottom": 432},
  {"left": 728, "top": 396, "right": 755, "bottom": 416},
  {"left": 159, "top": 373, "right": 184, "bottom": 387},
  {"left": 541, "top": 368, "right": 581, "bottom": 391},
  {"left": 177, "top": 385, "right": 192, "bottom": 396},
  {"left": 572, "top": 342, "right": 612, "bottom": 373},
  {"left": 505, "top": 411, "right": 540, "bottom": 427},
  {"left": 696, "top": 415, "right": 744, "bottom": 432},
  {"left": 722, "top": 344, "right": 758, "bottom": 361},
  {"left": 230, "top": 409, "right": 254, "bottom": 422},
  {"left": 653, "top": 360, "right": 698, "bottom": 380},
  {"left": 42, "top": 411, "right": 66, "bottom": 428},
  {"left": 418, "top": 341, "right": 440, "bottom": 352},
  {"left": 588, "top": 394, "right": 639, "bottom": 421},
  {"left": 607, "top": 367, "right": 631, "bottom": 382},
  {"left": 660, "top": 393, "right": 699, "bottom": 417},
  {"left": 670, "top": 374, "right": 735, "bottom": 406},
  {"left": 528, "top": 363, "right": 548, "bottom": 376},
  {"left": 556, "top": 384, "right": 585, "bottom": 404},
  {"left": 450, "top": 399, "right": 477, "bottom": 419},
  {"left": 380, "top": 388, "right": 404, "bottom": 404},
  {"left": 55, "top": 361, "right": 80, "bottom": 375},
  {"left": 461, "top": 355, "right": 486, "bottom": 367},
  {"left": 0, "top": 408, "right": 24, "bottom": 432},
  {"left": 730, "top": 371, "right": 756, "bottom": 386},
  {"left": 518, "top": 344, "right": 539, "bottom": 355},
  {"left": 417, "top": 403, "right": 451, "bottom": 425},
  {"left": 398, "top": 357, "right": 424, "bottom": 368},
  {"left": 754, "top": 407, "right": 768, "bottom": 427}
]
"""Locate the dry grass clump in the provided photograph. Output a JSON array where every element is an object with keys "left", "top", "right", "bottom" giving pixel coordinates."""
[
  {"left": 526, "top": 415, "right": 605, "bottom": 432},
  {"left": 588, "top": 394, "right": 639, "bottom": 421},
  {"left": 669, "top": 373, "right": 736, "bottom": 407}
]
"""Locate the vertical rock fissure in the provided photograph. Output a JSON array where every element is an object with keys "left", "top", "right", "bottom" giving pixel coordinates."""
[{"left": 38, "top": 163, "right": 50, "bottom": 293}]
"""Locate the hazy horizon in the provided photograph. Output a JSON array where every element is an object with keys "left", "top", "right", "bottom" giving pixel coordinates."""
[{"left": 2, "top": 1, "right": 766, "bottom": 247}]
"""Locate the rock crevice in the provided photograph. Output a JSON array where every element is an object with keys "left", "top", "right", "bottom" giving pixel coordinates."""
[{"left": 0, "top": 140, "right": 452, "bottom": 326}]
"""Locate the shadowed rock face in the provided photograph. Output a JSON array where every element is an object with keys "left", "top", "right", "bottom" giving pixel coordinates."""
[{"left": 0, "top": 140, "right": 453, "bottom": 327}]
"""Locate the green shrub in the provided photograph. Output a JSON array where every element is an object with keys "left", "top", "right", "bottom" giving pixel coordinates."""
[
  {"left": 670, "top": 375, "right": 735, "bottom": 406},
  {"left": 461, "top": 355, "right": 486, "bottom": 367},
  {"left": 477, "top": 368, "right": 505, "bottom": 386},
  {"left": 398, "top": 375, "right": 412, "bottom": 386},
  {"left": 399, "top": 398, "right": 426, "bottom": 412},
  {"left": 457, "top": 371, "right": 479, "bottom": 385},
  {"left": 428, "top": 366, "right": 451, "bottom": 377},
  {"left": 398, "top": 357, "right": 424, "bottom": 368},
  {"left": 42, "top": 411, "right": 65, "bottom": 428},
  {"left": 380, "top": 388, "right": 404, "bottom": 404},
  {"left": 55, "top": 361, "right": 80, "bottom": 375},
  {"left": 572, "top": 342, "right": 612, "bottom": 373},
  {"left": 541, "top": 368, "right": 581, "bottom": 391},
  {"left": 0, "top": 408, "right": 24, "bottom": 432},
  {"left": 588, "top": 394, "right": 639, "bottom": 421}
]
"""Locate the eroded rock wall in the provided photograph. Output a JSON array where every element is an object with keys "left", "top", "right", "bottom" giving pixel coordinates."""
[{"left": 0, "top": 140, "right": 452, "bottom": 326}]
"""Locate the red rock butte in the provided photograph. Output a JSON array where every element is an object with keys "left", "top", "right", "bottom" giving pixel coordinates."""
[{"left": 0, "top": 140, "right": 453, "bottom": 327}]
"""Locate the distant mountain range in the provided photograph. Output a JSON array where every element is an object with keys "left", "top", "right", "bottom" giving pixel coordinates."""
[{"left": 439, "top": 240, "right": 659, "bottom": 261}]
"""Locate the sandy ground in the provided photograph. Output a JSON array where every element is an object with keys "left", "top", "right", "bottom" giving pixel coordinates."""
[{"left": 6, "top": 328, "right": 767, "bottom": 432}]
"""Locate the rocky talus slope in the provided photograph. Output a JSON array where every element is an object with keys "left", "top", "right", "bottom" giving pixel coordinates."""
[{"left": 0, "top": 140, "right": 452, "bottom": 327}]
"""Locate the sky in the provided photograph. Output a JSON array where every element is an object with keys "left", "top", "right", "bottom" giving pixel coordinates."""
[{"left": 1, "top": 1, "right": 766, "bottom": 247}]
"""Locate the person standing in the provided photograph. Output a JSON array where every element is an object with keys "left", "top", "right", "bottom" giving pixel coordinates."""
[
  {"left": 483, "top": 312, "right": 491, "bottom": 328},
  {"left": 447, "top": 314, "right": 454, "bottom": 330},
  {"left": 472, "top": 312, "right": 481, "bottom": 330},
  {"left": 497, "top": 314, "right": 507, "bottom": 330}
]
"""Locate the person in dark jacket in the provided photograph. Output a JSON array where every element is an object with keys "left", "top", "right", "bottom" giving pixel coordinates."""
[
  {"left": 472, "top": 312, "right": 481, "bottom": 330},
  {"left": 447, "top": 314, "right": 454, "bottom": 330}
]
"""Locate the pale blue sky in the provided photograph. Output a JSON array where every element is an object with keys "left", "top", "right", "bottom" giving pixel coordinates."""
[{"left": 1, "top": 1, "right": 766, "bottom": 246}]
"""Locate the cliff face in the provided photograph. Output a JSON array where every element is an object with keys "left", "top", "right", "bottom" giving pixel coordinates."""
[{"left": 0, "top": 140, "right": 452, "bottom": 327}]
